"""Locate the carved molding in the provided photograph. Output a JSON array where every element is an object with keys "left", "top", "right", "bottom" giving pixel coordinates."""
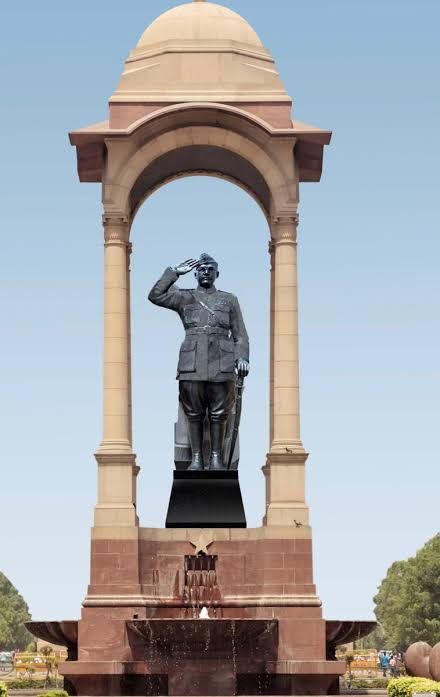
[
  {"left": 264, "top": 450, "right": 309, "bottom": 467},
  {"left": 83, "top": 594, "right": 322, "bottom": 608},
  {"left": 95, "top": 452, "right": 136, "bottom": 466},
  {"left": 102, "top": 214, "right": 130, "bottom": 245},
  {"left": 270, "top": 213, "right": 299, "bottom": 245}
]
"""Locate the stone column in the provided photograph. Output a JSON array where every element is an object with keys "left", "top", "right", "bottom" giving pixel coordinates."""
[
  {"left": 263, "top": 214, "right": 309, "bottom": 527},
  {"left": 94, "top": 214, "right": 138, "bottom": 528},
  {"left": 269, "top": 239, "right": 275, "bottom": 447},
  {"left": 127, "top": 242, "right": 133, "bottom": 447}
]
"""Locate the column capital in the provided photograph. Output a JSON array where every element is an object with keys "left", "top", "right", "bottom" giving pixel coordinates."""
[
  {"left": 272, "top": 212, "right": 299, "bottom": 226},
  {"left": 271, "top": 213, "right": 299, "bottom": 246},
  {"left": 102, "top": 213, "right": 130, "bottom": 246}
]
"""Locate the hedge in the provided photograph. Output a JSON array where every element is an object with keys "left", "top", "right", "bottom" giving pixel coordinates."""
[
  {"left": 7, "top": 679, "right": 62, "bottom": 690},
  {"left": 0, "top": 683, "right": 7, "bottom": 697},
  {"left": 388, "top": 677, "right": 440, "bottom": 697},
  {"left": 352, "top": 678, "right": 390, "bottom": 688},
  {"left": 37, "top": 691, "right": 68, "bottom": 697}
]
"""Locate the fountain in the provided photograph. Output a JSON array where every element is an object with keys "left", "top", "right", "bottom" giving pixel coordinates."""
[
  {"left": 27, "top": 564, "right": 375, "bottom": 696},
  {"left": 127, "top": 617, "right": 278, "bottom": 695}
]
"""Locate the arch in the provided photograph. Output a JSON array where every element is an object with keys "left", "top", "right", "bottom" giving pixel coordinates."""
[
  {"left": 129, "top": 145, "right": 271, "bottom": 221},
  {"left": 102, "top": 105, "right": 298, "bottom": 229},
  {"left": 116, "top": 102, "right": 287, "bottom": 140}
]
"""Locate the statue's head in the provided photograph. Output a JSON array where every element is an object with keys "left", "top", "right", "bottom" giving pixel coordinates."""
[{"left": 195, "top": 253, "right": 219, "bottom": 289}]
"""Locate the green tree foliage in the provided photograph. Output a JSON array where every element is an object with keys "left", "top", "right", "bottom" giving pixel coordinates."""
[
  {"left": 355, "top": 624, "right": 387, "bottom": 650},
  {"left": 374, "top": 534, "right": 440, "bottom": 650},
  {"left": 0, "top": 572, "right": 32, "bottom": 650}
]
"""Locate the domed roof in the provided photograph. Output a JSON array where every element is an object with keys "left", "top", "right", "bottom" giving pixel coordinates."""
[
  {"left": 110, "top": 0, "right": 291, "bottom": 105},
  {"left": 137, "top": 2, "right": 263, "bottom": 49}
]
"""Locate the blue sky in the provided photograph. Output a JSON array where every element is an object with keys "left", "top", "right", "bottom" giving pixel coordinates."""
[{"left": 0, "top": 0, "right": 439, "bottom": 624}]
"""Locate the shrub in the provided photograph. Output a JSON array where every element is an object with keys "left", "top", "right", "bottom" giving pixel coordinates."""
[
  {"left": 7, "top": 678, "right": 63, "bottom": 690},
  {"left": 6, "top": 680, "right": 35, "bottom": 689},
  {"left": 37, "top": 691, "right": 68, "bottom": 697},
  {"left": 0, "top": 683, "right": 7, "bottom": 697},
  {"left": 351, "top": 678, "right": 390, "bottom": 688},
  {"left": 388, "top": 677, "right": 440, "bottom": 697}
]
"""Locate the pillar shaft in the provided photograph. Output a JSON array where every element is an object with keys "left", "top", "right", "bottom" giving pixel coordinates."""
[
  {"left": 100, "top": 216, "right": 131, "bottom": 452},
  {"left": 271, "top": 215, "right": 302, "bottom": 452},
  {"left": 269, "top": 240, "right": 275, "bottom": 446},
  {"left": 127, "top": 243, "right": 133, "bottom": 447},
  {"left": 264, "top": 214, "right": 309, "bottom": 527},
  {"left": 95, "top": 214, "right": 138, "bottom": 528}
]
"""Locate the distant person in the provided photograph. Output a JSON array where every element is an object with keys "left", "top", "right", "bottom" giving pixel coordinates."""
[
  {"left": 379, "top": 651, "right": 390, "bottom": 677},
  {"left": 389, "top": 655, "right": 397, "bottom": 677}
]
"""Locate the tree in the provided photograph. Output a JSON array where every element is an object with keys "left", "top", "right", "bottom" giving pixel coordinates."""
[
  {"left": 0, "top": 572, "right": 32, "bottom": 650},
  {"left": 355, "top": 624, "right": 387, "bottom": 650},
  {"left": 40, "top": 645, "right": 54, "bottom": 687},
  {"left": 373, "top": 534, "right": 440, "bottom": 650}
]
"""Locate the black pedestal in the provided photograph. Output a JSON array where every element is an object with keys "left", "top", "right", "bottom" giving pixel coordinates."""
[{"left": 165, "top": 471, "right": 246, "bottom": 528}]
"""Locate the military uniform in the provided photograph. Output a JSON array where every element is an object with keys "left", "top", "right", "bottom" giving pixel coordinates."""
[
  {"left": 148, "top": 267, "right": 249, "bottom": 386},
  {"left": 149, "top": 266, "right": 249, "bottom": 470}
]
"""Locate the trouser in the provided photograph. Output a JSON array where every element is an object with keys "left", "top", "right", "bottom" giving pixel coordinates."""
[{"left": 179, "top": 380, "right": 235, "bottom": 424}]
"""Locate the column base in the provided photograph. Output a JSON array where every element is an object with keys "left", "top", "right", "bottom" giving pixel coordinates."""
[
  {"left": 270, "top": 439, "right": 306, "bottom": 454},
  {"left": 94, "top": 452, "right": 139, "bottom": 527},
  {"left": 97, "top": 439, "right": 133, "bottom": 454},
  {"left": 263, "top": 451, "right": 309, "bottom": 527},
  {"left": 93, "top": 504, "right": 139, "bottom": 527}
]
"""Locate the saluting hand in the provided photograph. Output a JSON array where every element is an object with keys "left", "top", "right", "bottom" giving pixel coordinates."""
[{"left": 173, "top": 259, "right": 199, "bottom": 276}]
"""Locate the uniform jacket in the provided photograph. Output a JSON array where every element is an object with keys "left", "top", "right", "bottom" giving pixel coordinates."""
[{"left": 148, "top": 267, "right": 250, "bottom": 382}]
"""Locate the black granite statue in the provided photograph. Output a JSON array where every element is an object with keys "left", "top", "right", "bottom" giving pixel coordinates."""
[{"left": 148, "top": 254, "right": 250, "bottom": 471}]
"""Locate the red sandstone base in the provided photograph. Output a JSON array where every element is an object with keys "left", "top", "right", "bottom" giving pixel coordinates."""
[{"left": 29, "top": 530, "right": 373, "bottom": 695}]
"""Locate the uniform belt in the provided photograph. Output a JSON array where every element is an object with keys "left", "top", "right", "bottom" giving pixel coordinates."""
[{"left": 186, "top": 327, "right": 230, "bottom": 336}]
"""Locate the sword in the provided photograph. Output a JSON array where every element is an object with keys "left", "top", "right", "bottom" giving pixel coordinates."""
[{"left": 227, "top": 375, "right": 245, "bottom": 470}]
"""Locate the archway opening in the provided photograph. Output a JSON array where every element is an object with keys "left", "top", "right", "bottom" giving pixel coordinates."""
[
  {"left": 130, "top": 175, "right": 270, "bottom": 527},
  {"left": 130, "top": 144, "right": 271, "bottom": 221}
]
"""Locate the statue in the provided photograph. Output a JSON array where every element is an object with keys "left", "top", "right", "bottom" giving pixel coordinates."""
[{"left": 148, "top": 254, "right": 250, "bottom": 471}]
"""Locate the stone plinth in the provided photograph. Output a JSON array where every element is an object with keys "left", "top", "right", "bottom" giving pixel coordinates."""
[
  {"left": 52, "top": 526, "right": 347, "bottom": 695},
  {"left": 165, "top": 471, "right": 246, "bottom": 529}
]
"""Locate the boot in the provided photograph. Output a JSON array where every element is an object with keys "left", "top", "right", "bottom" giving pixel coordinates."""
[
  {"left": 209, "top": 421, "right": 227, "bottom": 471},
  {"left": 188, "top": 421, "right": 204, "bottom": 471}
]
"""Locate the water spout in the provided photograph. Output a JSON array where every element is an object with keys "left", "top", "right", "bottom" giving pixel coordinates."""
[{"left": 199, "top": 606, "right": 210, "bottom": 619}]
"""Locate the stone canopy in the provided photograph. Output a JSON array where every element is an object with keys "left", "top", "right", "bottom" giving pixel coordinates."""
[{"left": 70, "top": 0, "right": 331, "bottom": 185}]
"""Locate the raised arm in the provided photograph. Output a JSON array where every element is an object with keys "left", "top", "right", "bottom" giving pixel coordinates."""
[{"left": 148, "top": 259, "right": 198, "bottom": 311}]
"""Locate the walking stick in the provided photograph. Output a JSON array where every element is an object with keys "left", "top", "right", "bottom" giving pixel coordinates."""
[{"left": 227, "top": 375, "right": 245, "bottom": 470}]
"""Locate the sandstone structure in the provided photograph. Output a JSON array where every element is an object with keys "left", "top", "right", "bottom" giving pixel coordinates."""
[{"left": 27, "top": 2, "right": 375, "bottom": 695}]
